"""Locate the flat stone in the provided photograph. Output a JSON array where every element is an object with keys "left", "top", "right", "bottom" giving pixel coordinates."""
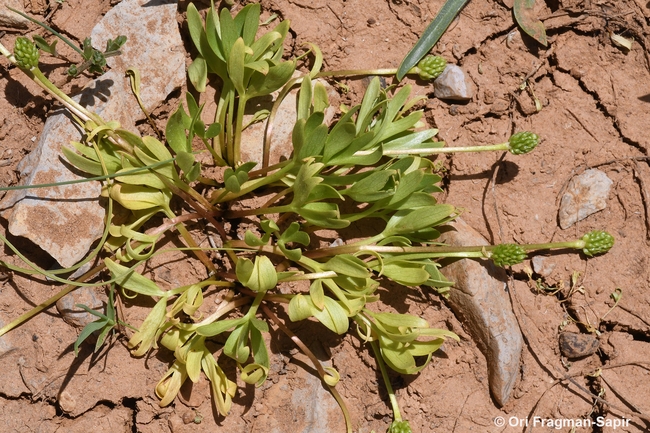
[
  {"left": 0, "top": 0, "right": 184, "bottom": 268},
  {"left": 438, "top": 218, "right": 523, "bottom": 407},
  {"left": 558, "top": 168, "right": 613, "bottom": 229},
  {"left": 433, "top": 64, "right": 475, "bottom": 101},
  {"left": 0, "top": 0, "right": 29, "bottom": 28},
  {"left": 90, "top": 0, "right": 185, "bottom": 113}
]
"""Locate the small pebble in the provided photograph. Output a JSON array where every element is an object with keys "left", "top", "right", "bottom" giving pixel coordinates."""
[
  {"left": 58, "top": 390, "right": 76, "bottom": 413},
  {"left": 559, "top": 332, "right": 600, "bottom": 359},
  {"left": 433, "top": 65, "right": 475, "bottom": 101},
  {"left": 531, "top": 256, "right": 556, "bottom": 277},
  {"left": 558, "top": 169, "right": 612, "bottom": 229}
]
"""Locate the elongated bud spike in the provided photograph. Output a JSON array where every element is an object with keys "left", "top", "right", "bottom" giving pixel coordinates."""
[
  {"left": 581, "top": 231, "right": 614, "bottom": 256},
  {"left": 508, "top": 131, "right": 539, "bottom": 155},
  {"left": 491, "top": 244, "right": 527, "bottom": 267},
  {"left": 416, "top": 55, "right": 447, "bottom": 80},
  {"left": 14, "top": 37, "right": 40, "bottom": 70}
]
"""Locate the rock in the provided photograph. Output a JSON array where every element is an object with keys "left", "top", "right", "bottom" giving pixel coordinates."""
[
  {"left": 0, "top": 0, "right": 29, "bottom": 28},
  {"left": 0, "top": 0, "right": 184, "bottom": 268},
  {"left": 558, "top": 168, "right": 613, "bottom": 229},
  {"left": 90, "top": 0, "right": 185, "bottom": 113},
  {"left": 58, "top": 390, "right": 76, "bottom": 413},
  {"left": 0, "top": 316, "right": 16, "bottom": 359},
  {"left": 438, "top": 219, "right": 523, "bottom": 407},
  {"left": 433, "top": 64, "right": 475, "bottom": 101},
  {"left": 56, "top": 286, "right": 105, "bottom": 329},
  {"left": 531, "top": 255, "right": 556, "bottom": 277},
  {"left": 559, "top": 332, "right": 599, "bottom": 359}
]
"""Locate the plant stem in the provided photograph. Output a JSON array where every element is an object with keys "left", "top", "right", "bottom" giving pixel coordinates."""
[
  {"left": 369, "top": 339, "right": 402, "bottom": 422},
  {"left": 306, "top": 238, "right": 588, "bottom": 259},
  {"left": 261, "top": 304, "right": 353, "bottom": 433},
  {"left": 211, "top": 160, "right": 296, "bottom": 203},
  {"left": 354, "top": 142, "right": 510, "bottom": 157},
  {"left": 232, "top": 94, "right": 248, "bottom": 165}
]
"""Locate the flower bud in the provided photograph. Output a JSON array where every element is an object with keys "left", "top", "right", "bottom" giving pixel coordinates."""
[
  {"left": 14, "top": 37, "right": 40, "bottom": 70},
  {"left": 508, "top": 131, "right": 539, "bottom": 155}
]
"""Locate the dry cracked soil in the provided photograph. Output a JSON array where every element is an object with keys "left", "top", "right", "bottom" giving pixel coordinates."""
[{"left": 2, "top": 0, "right": 650, "bottom": 432}]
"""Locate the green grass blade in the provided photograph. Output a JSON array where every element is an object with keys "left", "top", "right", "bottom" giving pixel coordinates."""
[{"left": 396, "top": 0, "right": 469, "bottom": 81}]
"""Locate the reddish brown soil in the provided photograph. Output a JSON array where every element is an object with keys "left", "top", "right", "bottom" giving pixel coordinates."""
[{"left": 2, "top": 0, "right": 650, "bottom": 432}]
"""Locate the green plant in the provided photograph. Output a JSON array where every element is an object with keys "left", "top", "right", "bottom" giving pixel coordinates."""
[
  {"left": 9, "top": 7, "right": 126, "bottom": 76},
  {"left": 0, "top": 4, "right": 613, "bottom": 432},
  {"left": 397, "top": 0, "right": 547, "bottom": 80}
]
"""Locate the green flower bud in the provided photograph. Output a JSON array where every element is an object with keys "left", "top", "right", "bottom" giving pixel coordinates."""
[
  {"left": 491, "top": 244, "right": 527, "bottom": 267},
  {"left": 581, "top": 231, "right": 614, "bottom": 256},
  {"left": 508, "top": 131, "right": 539, "bottom": 155},
  {"left": 416, "top": 55, "right": 447, "bottom": 80},
  {"left": 14, "top": 37, "right": 40, "bottom": 70},
  {"left": 389, "top": 420, "right": 412, "bottom": 433}
]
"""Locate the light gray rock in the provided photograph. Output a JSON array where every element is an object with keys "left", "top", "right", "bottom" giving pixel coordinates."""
[
  {"left": 433, "top": 64, "right": 475, "bottom": 101},
  {"left": 0, "top": 0, "right": 29, "bottom": 28},
  {"left": 558, "top": 169, "right": 613, "bottom": 229},
  {"left": 531, "top": 255, "right": 556, "bottom": 277},
  {"left": 90, "top": 0, "right": 185, "bottom": 113},
  {"left": 0, "top": 316, "right": 16, "bottom": 359},
  {"left": 0, "top": 0, "right": 184, "bottom": 268},
  {"left": 438, "top": 219, "right": 523, "bottom": 407}
]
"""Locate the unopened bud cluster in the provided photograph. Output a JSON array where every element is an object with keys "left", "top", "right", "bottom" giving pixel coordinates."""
[{"left": 14, "top": 37, "right": 40, "bottom": 70}]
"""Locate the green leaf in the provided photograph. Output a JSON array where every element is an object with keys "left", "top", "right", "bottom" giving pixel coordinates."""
[
  {"left": 513, "top": 0, "right": 548, "bottom": 47},
  {"left": 188, "top": 56, "right": 208, "bottom": 92},
  {"left": 228, "top": 37, "right": 246, "bottom": 95},
  {"left": 196, "top": 318, "right": 246, "bottom": 337},
  {"left": 373, "top": 311, "right": 429, "bottom": 329},
  {"left": 238, "top": 3, "right": 261, "bottom": 47},
  {"left": 62, "top": 146, "right": 104, "bottom": 176},
  {"left": 224, "top": 322, "right": 250, "bottom": 363},
  {"left": 109, "top": 183, "right": 169, "bottom": 211},
  {"left": 186, "top": 3, "right": 205, "bottom": 57},
  {"left": 322, "top": 122, "right": 356, "bottom": 164},
  {"left": 309, "top": 279, "right": 325, "bottom": 310},
  {"left": 128, "top": 296, "right": 168, "bottom": 356},
  {"left": 396, "top": 0, "right": 469, "bottom": 81},
  {"left": 297, "top": 75, "right": 313, "bottom": 121},
  {"left": 296, "top": 114, "right": 327, "bottom": 160},
  {"left": 380, "top": 262, "right": 430, "bottom": 286},
  {"left": 313, "top": 81, "right": 329, "bottom": 113},
  {"left": 356, "top": 77, "right": 381, "bottom": 135},
  {"left": 105, "top": 258, "right": 166, "bottom": 297},
  {"left": 247, "top": 60, "right": 296, "bottom": 98},
  {"left": 298, "top": 202, "right": 350, "bottom": 229},
  {"left": 291, "top": 160, "right": 324, "bottom": 207},
  {"left": 288, "top": 294, "right": 313, "bottom": 321},
  {"left": 166, "top": 103, "right": 191, "bottom": 154},
  {"left": 74, "top": 318, "right": 109, "bottom": 357},
  {"left": 345, "top": 170, "right": 394, "bottom": 202},
  {"left": 313, "top": 297, "right": 349, "bottom": 334},
  {"left": 391, "top": 170, "right": 424, "bottom": 204},
  {"left": 175, "top": 151, "right": 195, "bottom": 175},
  {"left": 236, "top": 256, "right": 278, "bottom": 293},
  {"left": 324, "top": 255, "right": 371, "bottom": 279},
  {"left": 219, "top": 7, "right": 238, "bottom": 59},
  {"left": 383, "top": 204, "right": 455, "bottom": 237},
  {"left": 32, "top": 35, "right": 57, "bottom": 55}
]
